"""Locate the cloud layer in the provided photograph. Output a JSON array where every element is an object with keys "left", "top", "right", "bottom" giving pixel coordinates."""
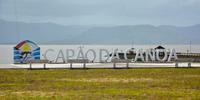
[{"left": 0, "top": 0, "right": 200, "bottom": 26}]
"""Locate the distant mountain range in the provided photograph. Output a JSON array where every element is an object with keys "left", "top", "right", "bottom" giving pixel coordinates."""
[{"left": 0, "top": 19, "right": 200, "bottom": 44}]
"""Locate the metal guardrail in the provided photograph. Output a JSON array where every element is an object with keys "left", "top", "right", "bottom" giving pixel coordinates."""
[
  {"left": 112, "top": 59, "right": 131, "bottom": 69},
  {"left": 16, "top": 59, "right": 194, "bottom": 69},
  {"left": 67, "top": 59, "right": 89, "bottom": 69},
  {"left": 29, "top": 59, "right": 49, "bottom": 69}
]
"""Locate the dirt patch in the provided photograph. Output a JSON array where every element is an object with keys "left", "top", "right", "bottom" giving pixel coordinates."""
[
  {"left": 183, "top": 75, "right": 200, "bottom": 78},
  {"left": 61, "top": 78, "right": 155, "bottom": 83},
  {"left": 7, "top": 91, "right": 62, "bottom": 97}
]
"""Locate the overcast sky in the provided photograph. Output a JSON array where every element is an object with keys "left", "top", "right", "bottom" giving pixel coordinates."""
[{"left": 0, "top": 0, "right": 200, "bottom": 26}]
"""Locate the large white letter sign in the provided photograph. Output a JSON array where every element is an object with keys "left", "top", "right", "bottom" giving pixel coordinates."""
[
  {"left": 43, "top": 49, "right": 55, "bottom": 62},
  {"left": 77, "top": 47, "right": 85, "bottom": 59},
  {"left": 66, "top": 49, "right": 75, "bottom": 61},
  {"left": 156, "top": 49, "right": 168, "bottom": 62},
  {"left": 85, "top": 49, "right": 96, "bottom": 61},
  {"left": 55, "top": 50, "right": 65, "bottom": 63},
  {"left": 134, "top": 49, "right": 144, "bottom": 62},
  {"left": 168, "top": 49, "right": 178, "bottom": 62},
  {"left": 111, "top": 49, "right": 120, "bottom": 60},
  {"left": 99, "top": 49, "right": 109, "bottom": 62},
  {"left": 145, "top": 49, "right": 155, "bottom": 62}
]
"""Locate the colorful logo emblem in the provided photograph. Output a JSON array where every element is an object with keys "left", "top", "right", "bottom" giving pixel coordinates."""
[{"left": 14, "top": 40, "right": 40, "bottom": 63}]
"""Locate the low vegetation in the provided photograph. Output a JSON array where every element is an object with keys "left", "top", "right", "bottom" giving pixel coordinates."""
[{"left": 0, "top": 68, "right": 200, "bottom": 100}]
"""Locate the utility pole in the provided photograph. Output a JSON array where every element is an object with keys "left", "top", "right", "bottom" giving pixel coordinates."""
[{"left": 190, "top": 41, "right": 192, "bottom": 53}]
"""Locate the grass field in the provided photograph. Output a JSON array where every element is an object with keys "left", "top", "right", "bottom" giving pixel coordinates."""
[{"left": 0, "top": 68, "right": 200, "bottom": 100}]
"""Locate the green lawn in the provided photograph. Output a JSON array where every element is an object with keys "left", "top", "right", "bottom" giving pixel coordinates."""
[{"left": 0, "top": 68, "right": 200, "bottom": 100}]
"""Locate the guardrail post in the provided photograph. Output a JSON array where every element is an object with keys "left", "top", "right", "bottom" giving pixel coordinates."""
[
  {"left": 188, "top": 62, "right": 191, "bottom": 68},
  {"left": 175, "top": 62, "right": 178, "bottom": 68},
  {"left": 113, "top": 62, "right": 116, "bottom": 69},
  {"left": 44, "top": 64, "right": 46, "bottom": 69},
  {"left": 83, "top": 62, "right": 86, "bottom": 69},
  {"left": 30, "top": 62, "right": 32, "bottom": 70},
  {"left": 126, "top": 62, "right": 129, "bottom": 68},
  {"left": 70, "top": 63, "right": 73, "bottom": 69}
]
